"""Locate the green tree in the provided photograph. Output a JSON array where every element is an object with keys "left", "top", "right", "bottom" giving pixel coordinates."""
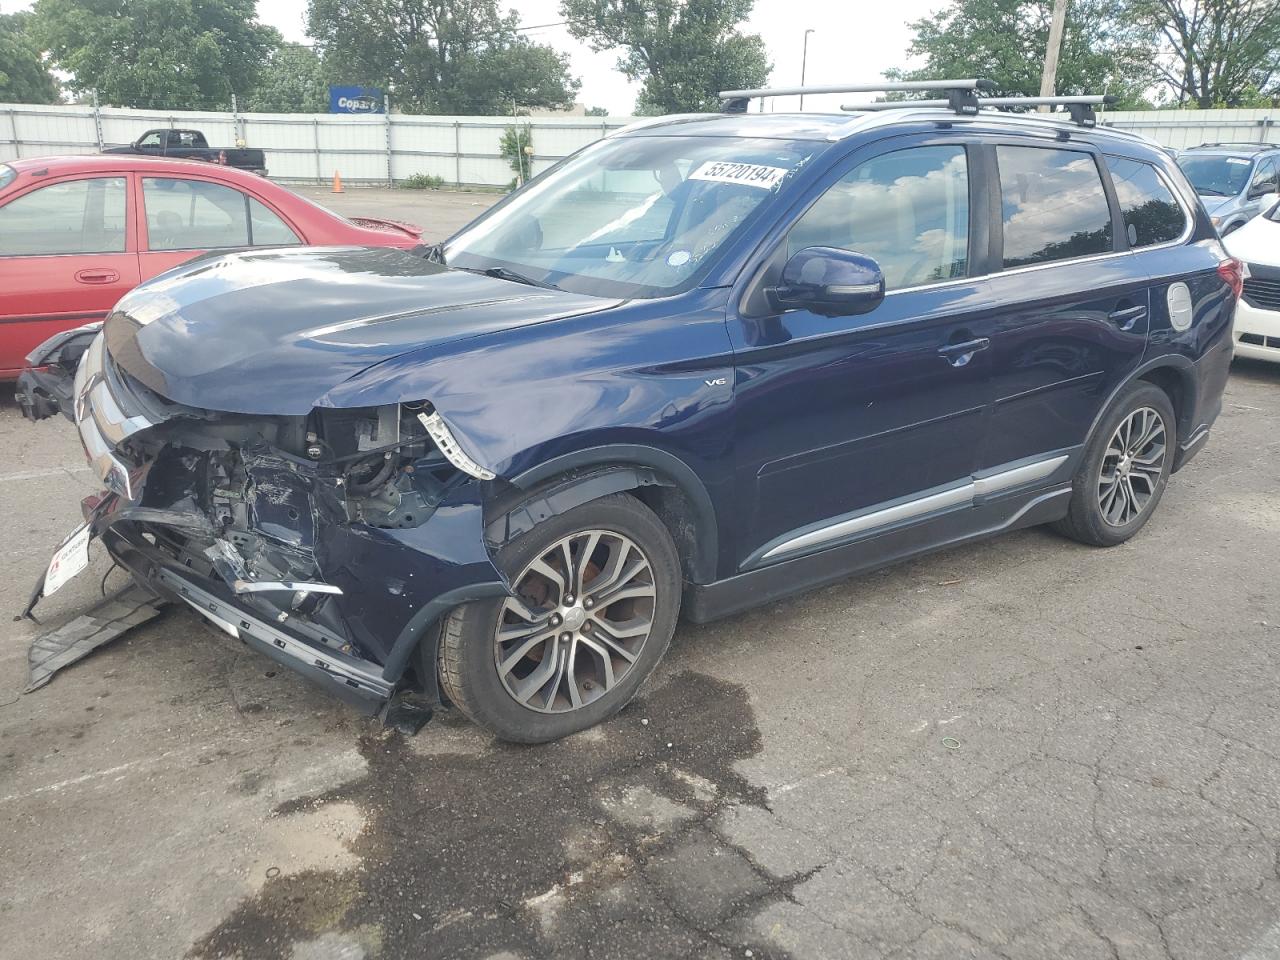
[
  {"left": 1130, "top": 0, "right": 1280, "bottom": 106},
  {"left": 499, "top": 123, "right": 534, "bottom": 186},
  {"left": 306, "top": 0, "right": 580, "bottom": 115},
  {"left": 248, "top": 43, "right": 328, "bottom": 113},
  {"left": 0, "top": 12, "right": 60, "bottom": 104},
  {"left": 560, "top": 0, "right": 770, "bottom": 114},
  {"left": 585, "top": 105, "right": 609, "bottom": 116},
  {"left": 890, "top": 0, "right": 1158, "bottom": 108},
  {"left": 32, "top": 0, "right": 280, "bottom": 109}
]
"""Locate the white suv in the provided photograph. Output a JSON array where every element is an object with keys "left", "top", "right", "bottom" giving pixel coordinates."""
[{"left": 1225, "top": 196, "right": 1280, "bottom": 362}]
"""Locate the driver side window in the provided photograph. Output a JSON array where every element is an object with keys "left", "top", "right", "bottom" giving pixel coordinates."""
[
  {"left": 1252, "top": 159, "right": 1278, "bottom": 196},
  {"left": 788, "top": 145, "right": 970, "bottom": 291}
]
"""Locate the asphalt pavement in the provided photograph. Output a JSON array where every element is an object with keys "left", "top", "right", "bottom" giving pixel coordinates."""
[{"left": 2, "top": 188, "right": 1280, "bottom": 960}]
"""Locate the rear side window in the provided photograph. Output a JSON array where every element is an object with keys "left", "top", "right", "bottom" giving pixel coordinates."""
[
  {"left": 788, "top": 144, "right": 970, "bottom": 290},
  {"left": 997, "top": 146, "right": 1112, "bottom": 268},
  {"left": 144, "top": 177, "right": 249, "bottom": 250},
  {"left": 143, "top": 178, "right": 299, "bottom": 250},
  {"left": 1104, "top": 156, "right": 1187, "bottom": 247},
  {"left": 0, "top": 177, "right": 127, "bottom": 255}
]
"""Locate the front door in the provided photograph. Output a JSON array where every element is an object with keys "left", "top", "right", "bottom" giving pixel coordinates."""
[
  {"left": 0, "top": 175, "right": 139, "bottom": 375},
  {"left": 977, "top": 143, "right": 1149, "bottom": 473},
  {"left": 729, "top": 138, "right": 997, "bottom": 570}
]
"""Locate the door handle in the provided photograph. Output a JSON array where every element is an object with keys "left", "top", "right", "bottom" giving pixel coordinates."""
[
  {"left": 1108, "top": 304, "right": 1147, "bottom": 330},
  {"left": 75, "top": 269, "right": 120, "bottom": 284},
  {"left": 937, "top": 337, "right": 990, "bottom": 367}
]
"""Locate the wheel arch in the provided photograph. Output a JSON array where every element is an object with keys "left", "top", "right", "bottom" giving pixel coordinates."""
[
  {"left": 491, "top": 445, "right": 720, "bottom": 586},
  {"left": 1084, "top": 356, "right": 1197, "bottom": 458}
]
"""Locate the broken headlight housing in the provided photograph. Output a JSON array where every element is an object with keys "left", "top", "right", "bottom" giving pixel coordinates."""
[{"left": 309, "top": 401, "right": 493, "bottom": 529}]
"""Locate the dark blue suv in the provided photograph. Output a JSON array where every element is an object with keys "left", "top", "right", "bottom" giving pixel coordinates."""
[{"left": 19, "top": 86, "right": 1240, "bottom": 742}]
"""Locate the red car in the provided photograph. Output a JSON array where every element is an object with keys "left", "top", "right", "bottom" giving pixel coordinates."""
[{"left": 0, "top": 155, "right": 424, "bottom": 378}]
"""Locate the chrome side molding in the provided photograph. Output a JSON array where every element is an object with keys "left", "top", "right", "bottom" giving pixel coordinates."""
[{"left": 757, "top": 453, "right": 1070, "bottom": 564}]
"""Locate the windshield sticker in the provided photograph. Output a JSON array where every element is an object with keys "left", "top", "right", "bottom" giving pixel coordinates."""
[
  {"left": 666, "top": 250, "right": 691, "bottom": 267},
  {"left": 688, "top": 160, "right": 790, "bottom": 190},
  {"left": 1226, "top": 157, "right": 1250, "bottom": 165}
]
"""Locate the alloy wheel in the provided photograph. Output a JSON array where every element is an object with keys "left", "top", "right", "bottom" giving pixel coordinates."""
[
  {"left": 1098, "top": 406, "right": 1167, "bottom": 527},
  {"left": 493, "top": 530, "right": 657, "bottom": 713}
]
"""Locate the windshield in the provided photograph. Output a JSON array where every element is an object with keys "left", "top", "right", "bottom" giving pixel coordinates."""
[
  {"left": 444, "top": 135, "right": 816, "bottom": 298},
  {"left": 0, "top": 164, "right": 14, "bottom": 192},
  {"left": 1178, "top": 154, "right": 1254, "bottom": 197}
]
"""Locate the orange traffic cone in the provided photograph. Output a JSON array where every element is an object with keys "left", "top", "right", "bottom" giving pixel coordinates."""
[{"left": 332, "top": 170, "right": 344, "bottom": 194}]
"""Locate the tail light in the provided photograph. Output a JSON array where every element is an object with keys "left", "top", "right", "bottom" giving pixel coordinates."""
[{"left": 1218, "top": 257, "right": 1244, "bottom": 300}]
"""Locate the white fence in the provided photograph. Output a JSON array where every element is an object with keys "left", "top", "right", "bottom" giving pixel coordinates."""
[
  {"left": 1101, "top": 108, "right": 1279, "bottom": 149},
  {"left": 0, "top": 102, "right": 633, "bottom": 187},
  {"left": 3, "top": 102, "right": 1277, "bottom": 188}
]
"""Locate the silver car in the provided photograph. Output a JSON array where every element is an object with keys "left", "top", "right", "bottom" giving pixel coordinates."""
[{"left": 1176, "top": 143, "right": 1280, "bottom": 235}]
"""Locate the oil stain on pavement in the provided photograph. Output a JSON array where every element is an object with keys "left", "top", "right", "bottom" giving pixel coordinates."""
[{"left": 190, "top": 672, "right": 809, "bottom": 960}]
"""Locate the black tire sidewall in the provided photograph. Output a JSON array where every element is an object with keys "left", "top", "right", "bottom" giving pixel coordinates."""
[
  {"left": 1070, "top": 382, "right": 1177, "bottom": 546},
  {"left": 444, "top": 493, "right": 681, "bottom": 742}
]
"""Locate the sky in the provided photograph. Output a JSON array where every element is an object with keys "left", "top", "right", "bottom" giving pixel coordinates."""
[{"left": 1, "top": 0, "right": 940, "bottom": 115}]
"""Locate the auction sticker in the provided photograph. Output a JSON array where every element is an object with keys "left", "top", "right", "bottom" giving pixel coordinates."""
[
  {"left": 689, "top": 160, "right": 789, "bottom": 190},
  {"left": 44, "top": 522, "right": 91, "bottom": 597}
]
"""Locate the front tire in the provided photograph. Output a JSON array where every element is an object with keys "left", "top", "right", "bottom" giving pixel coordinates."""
[
  {"left": 438, "top": 493, "right": 681, "bottom": 743},
  {"left": 1053, "top": 382, "right": 1176, "bottom": 547}
]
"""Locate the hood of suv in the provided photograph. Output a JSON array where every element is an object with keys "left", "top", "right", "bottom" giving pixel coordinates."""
[
  {"left": 1198, "top": 195, "right": 1235, "bottom": 216},
  {"left": 103, "top": 247, "right": 617, "bottom": 414}
]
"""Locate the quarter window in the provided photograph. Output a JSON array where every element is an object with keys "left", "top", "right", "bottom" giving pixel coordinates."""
[
  {"left": 249, "top": 198, "right": 302, "bottom": 246},
  {"left": 788, "top": 145, "right": 970, "bottom": 290},
  {"left": 0, "top": 177, "right": 127, "bottom": 256},
  {"left": 997, "top": 146, "right": 1113, "bottom": 268},
  {"left": 143, "top": 177, "right": 300, "bottom": 250},
  {"left": 1104, "top": 156, "right": 1187, "bottom": 247}
]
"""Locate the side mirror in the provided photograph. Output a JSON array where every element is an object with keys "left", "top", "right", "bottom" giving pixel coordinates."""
[
  {"left": 769, "top": 246, "right": 885, "bottom": 317},
  {"left": 1248, "top": 182, "right": 1277, "bottom": 201}
]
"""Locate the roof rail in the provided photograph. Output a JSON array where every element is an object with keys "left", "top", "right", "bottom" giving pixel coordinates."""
[
  {"left": 718, "top": 79, "right": 996, "bottom": 115},
  {"left": 841, "top": 94, "right": 1118, "bottom": 127},
  {"left": 1191, "top": 141, "right": 1277, "bottom": 151}
]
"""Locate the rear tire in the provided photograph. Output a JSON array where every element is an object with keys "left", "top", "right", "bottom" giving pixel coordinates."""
[
  {"left": 1052, "top": 382, "right": 1176, "bottom": 547},
  {"left": 438, "top": 493, "right": 681, "bottom": 743}
]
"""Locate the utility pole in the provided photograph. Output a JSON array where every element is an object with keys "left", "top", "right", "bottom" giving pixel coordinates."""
[
  {"left": 1038, "top": 0, "right": 1069, "bottom": 111},
  {"left": 799, "top": 29, "right": 815, "bottom": 111}
]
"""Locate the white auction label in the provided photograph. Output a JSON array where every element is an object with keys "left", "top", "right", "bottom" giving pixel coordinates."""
[{"left": 688, "top": 160, "right": 790, "bottom": 190}]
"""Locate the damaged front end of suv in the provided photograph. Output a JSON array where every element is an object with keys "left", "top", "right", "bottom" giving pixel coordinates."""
[{"left": 16, "top": 247, "right": 617, "bottom": 719}]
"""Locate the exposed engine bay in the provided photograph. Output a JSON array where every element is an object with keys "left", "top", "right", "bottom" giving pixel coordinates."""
[{"left": 110, "top": 390, "right": 478, "bottom": 654}]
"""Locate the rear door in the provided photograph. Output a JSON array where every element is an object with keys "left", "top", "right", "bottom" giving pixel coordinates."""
[
  {"left": 728, "top": 135, "right": 999, "bottom": 569},
  {"left": 977, "top": 141, "right": 1149, "bottom": 473},
  {"left": 0, "top": 174, "right": 138, "bottom": 375},
  {"left": 137, "top": 174, "right": 302, "bottom": 280}
]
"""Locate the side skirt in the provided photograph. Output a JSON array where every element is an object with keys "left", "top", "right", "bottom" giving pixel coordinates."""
[{"left": 682, "top": 485, "right": 1071, "bottom": 624}]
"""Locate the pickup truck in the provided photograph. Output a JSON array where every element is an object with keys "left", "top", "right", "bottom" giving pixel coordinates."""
[{"left": 103, "top": 129, "right": 267, "bottom": 176}]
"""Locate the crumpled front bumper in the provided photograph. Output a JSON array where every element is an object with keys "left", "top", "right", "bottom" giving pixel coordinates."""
[{"left": 102, "top": 522, "right": 399, "bottom": 712}]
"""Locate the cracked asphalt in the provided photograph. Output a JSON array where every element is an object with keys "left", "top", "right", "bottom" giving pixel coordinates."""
[{"left": 2, "top": 189, "right": 1280, "bottom": 960}]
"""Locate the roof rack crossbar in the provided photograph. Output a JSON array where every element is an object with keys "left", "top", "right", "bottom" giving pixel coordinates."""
[
  {"left": 718, "top": 78, "right": 995, "bottom": 114},
  {"left": 841, "top": 94, "right": 1117, "bottom": 127}
]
